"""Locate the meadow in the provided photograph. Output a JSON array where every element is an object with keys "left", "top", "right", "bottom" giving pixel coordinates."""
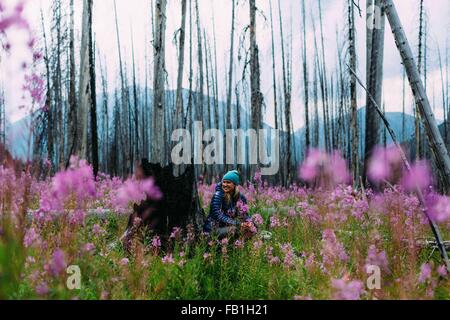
[{"left": 1, "top": 149, "right": 449, "bottom": 300}]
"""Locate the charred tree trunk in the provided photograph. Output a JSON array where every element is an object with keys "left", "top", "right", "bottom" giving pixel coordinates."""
[
  {"left": 249, "top": 0, "right": 263, "bottom": 178},
  {"left": 89, "top": 10, "right": 98, "bottom": 176}
]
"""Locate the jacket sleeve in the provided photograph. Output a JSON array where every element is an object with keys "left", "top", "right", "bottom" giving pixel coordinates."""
[{"left": 210, "top": 184, "right": 239, "bottom": 226}]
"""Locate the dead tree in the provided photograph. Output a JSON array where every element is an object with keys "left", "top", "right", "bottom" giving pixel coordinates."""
[
  {"left": 364, "top": 0, "right": 385, "bottom": 183},
  {"left": 383, "top": 0, "right": 450, "bottom": 193},
  {"left": 113, "top": 0, "right": 131, "bottom": 174},
  {"left": 76, "top": 0, "right": 93, "bottom": 161},
  {"left": 278, "top": 0, "right": 293, "bottom": 185},
  {"left": 89, "top": 10, "right": 98, "bottom": 176},
  {"left": 248, "top": 0, "right": 263, "bottom": 181},
  {"left": 318, "top": 0, "right": 331, "bottom": 152},
  {"left": 123, "top": 0, "right": 204, "bottom": 250},
  {"left": 348, "top": 0, "right": 359, "bottom": 185},
  {"left": 67, "top": 0, "right": 77, "bottom": 166},
  {"left": 226, "top": 0, "right": 236, "bottom": 133},
  {"left": 415, "top": 0, "right": 425, "bottom": 159},
  {"left": 174, "top": 0, "right": 187, "bottom": 130},
  {"left": 301, "top": 0, "right": 310, "bottom": 149}
]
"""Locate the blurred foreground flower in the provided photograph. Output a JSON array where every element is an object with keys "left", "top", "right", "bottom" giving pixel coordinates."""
[
  {"left": 113, "top": 177, "right": 162, "bottom": 211},
  {"left": 331, "top": 278, "right": 364, "bottom": 300},
  {"left": 299, "top": 149, "right": 350, "bottom": 187},
  {"left": 367, "top": 146, "right": 402, "bottom": 183}
]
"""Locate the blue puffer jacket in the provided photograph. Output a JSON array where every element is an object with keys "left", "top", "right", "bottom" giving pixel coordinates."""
[{"left": 203, "top": 182, "right": 250, "bottom": 233}]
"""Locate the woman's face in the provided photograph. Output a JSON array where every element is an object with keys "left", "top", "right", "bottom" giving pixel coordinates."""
[{"left": 222, "top": 180, "right": 235, "bottom": 194}]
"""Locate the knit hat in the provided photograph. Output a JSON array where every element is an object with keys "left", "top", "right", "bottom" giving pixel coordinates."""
[{"left": 222, "top": 170, "right": 240, "bottom": 186}]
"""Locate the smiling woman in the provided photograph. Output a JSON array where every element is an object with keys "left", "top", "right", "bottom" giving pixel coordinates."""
[{"left": 203, "top": 170, "right": 256, "bottom": 239}]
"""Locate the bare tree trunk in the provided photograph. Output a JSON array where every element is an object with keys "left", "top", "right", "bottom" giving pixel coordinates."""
[
  {"left": 365, "top": 0, "right": 385, "bottom": 182},
  {"left": 301, "top": 0, "right": 310, "bottom": 150},
  {"left": 98, "top": 51, "right": 109, "bottom": 173},
  {"left": 77, "top": 0, "right": 93, "bottom": 161},
  {"left": 185, "top": 0, "right": 194, "bottom": 132},
  {"left": 402, "top": 66, "right": 406, "bottom": 141},
  {"left": 278, "top": 0, "right": 293, "bottom": 185},
  {"left": 89, "top": 19, "right": 99, "bottom": 176},
  {"left": 151, "top": 0, "right": 168, "bottom": 165},
  {"left": 383, "top": 0, "right": 450, "bottom": 193},
  {"left": 174, "top": 0, "right": 187, "bottom": 131},
  {"left": 318, "top": 0, "right": 330, "bottom": 152},
  {"left": 415, "top": 0, "right": 424, "bottom": 160},
  {"left": 438, "top": 45, "right": 448, "bottom": 145},
  {"left": 226, "top": 0, "right": 236, "bottom": 134},
  {"left": 113, "top": 0, "right": 131, "bottom": 173},
  {"left": 313, "top": 48, "right": 320, "bottom": 148},
  {"left": 348, "top": 0, "right": 359, "bottom": 185},
  {"left": 131, "top": 29, "right": 139, "bottom": 162},
  {"left": 66, "top": 0, "right": 77, "bottom": 166},
  {"left": 40, "top": 9, "right": 53, "bottom": 168}
]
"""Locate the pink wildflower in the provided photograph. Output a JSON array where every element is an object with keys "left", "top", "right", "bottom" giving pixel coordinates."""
[
  {"left": 418, "top": 263, "right": 432, "bottom": 284},
  {"left": 252, "top": 214, "right": 264, "bottom": 226},
  {"left": 401, "top": 161, "right": 432, "bottom": 192},
  {"left": 23, "top": 227, "right": 40, "bottom": 248},
  {"left": 49, "top": 249, "right": 66, "bottom": 276},
  {"left": 162, "top": 254, "right": 175, "bottom": 264},
  {"left": 367, "top": 146, "right": 402, "bottom": 183},
  {"left": 332, "top": 278, "right": 364, "bottom": 300},
  {"left": 35, "top": 282, "right": 49, "bottom": 296}
]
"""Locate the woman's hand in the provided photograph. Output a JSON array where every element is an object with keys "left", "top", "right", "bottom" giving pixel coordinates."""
[{"left": 240, "top": 221, "right": 257, "bottom": 239}]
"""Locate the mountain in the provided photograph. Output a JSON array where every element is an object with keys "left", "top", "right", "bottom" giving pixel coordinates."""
[
  {"left": 5, "top": 115, "right": 34, "bottom": 160},
  {"left": 6, "top": 90, "right": 431, "bottom": 163},
  {"left": 293, "top": 107, "right": 417, "bottom": 157}
]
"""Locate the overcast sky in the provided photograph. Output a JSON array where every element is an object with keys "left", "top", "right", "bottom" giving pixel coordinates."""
[{"left": 1, "top": 0, "right": 449, "bottom": 129}]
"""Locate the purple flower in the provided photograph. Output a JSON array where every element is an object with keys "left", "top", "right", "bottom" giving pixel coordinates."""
[
  {"left": 49, "top": 249, "right": 66, "bottom": 276},
  {"left": 367, "top": 146, "right": 402, "bottom": 183},
  {"left": 253, "top": 240, "right": 263, "bottom": 250},
  {"left": 365, "top": 245, "right": 389, "bottom": 273},
  {"left": 320, "top": 229, "right": 348, "bottom": 269},
  {"left": 151, "top": 236, "right": 161, "bottom": 250},
  {"left": 332, "top": 278, "right": 364, "bottom": 300},
  {"left": 236, "top": 200, "right": 249, "bottom": 215},
  {"left": 23, "top": 227, "right": 40, "bottom": 248},
  {"left": 252, "top": 214, "right": 264, "bottom": 226},
  {"left": 269, "top": 215, "right": 280, "bottom": 228},
  {"left": 418, "top": 263, "right": 432, "bottom": 284},
  {"left": 234, "top": 240, "right": 244, "bottom": 249},
  {"left": 119, "top": 258, "right": 129, "bottom": 266},
  {"left": 92, "top": 224, "right": 105, "bottom": 236},
  {"left": 437, "top": 265, "right": 448, "bottom": 277},
  {"left": 169, "top": 227, "right": 182, "bottom": 240},
  {"left": 83, "top": 243, "right": 95, "bottom": 253},
  {"left": 35, "top": 282, "right": 49, "bottom": 296},
  {"left": 299, "top": 149, "right": 350, "bottom": 187},
  {"left": 162, "top": 254, "right": 175, "bottom": 264},
  {"left": 113, "top": 177, "right": 162, "bottom": 210},
  {"left": 401, "top": 161, "right": 431, "bottom": 192},
  {"left": 426, "top": 193, "right": 450, "bottom": 223}
]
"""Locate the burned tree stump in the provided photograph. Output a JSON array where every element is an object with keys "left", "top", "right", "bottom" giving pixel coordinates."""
[{"left": 122, "top": 160, "right": 205, "bottom": 252}]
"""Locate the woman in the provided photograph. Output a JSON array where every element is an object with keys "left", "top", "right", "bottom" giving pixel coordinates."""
[{"left": 203, "top": 170, "right": 253, "bottom": 238}]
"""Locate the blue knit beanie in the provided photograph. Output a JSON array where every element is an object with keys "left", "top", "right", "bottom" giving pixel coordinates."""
[{"left": 222, "top": 170, "right": 240, "bottom": 186}]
